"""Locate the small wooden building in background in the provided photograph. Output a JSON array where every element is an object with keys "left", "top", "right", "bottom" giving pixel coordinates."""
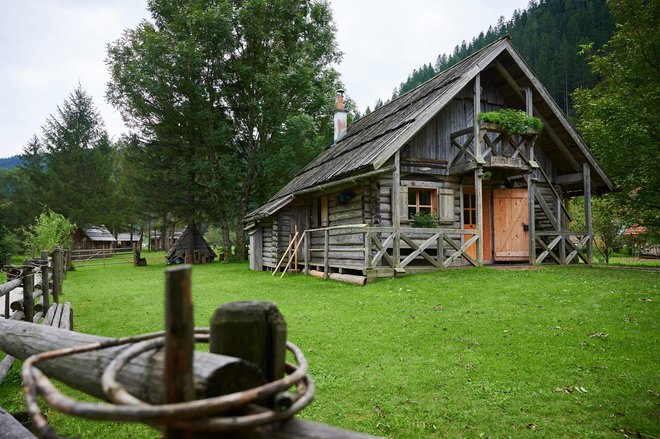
[
  {"left": 73, "top": 225, "right": 116, "bottom": 250},
  {"left": 166, "top": 224, "right": 217, "bottom": 265}
]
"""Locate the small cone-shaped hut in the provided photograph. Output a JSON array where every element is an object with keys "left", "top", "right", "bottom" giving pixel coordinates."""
[{"left": 165, "top": 224, "right": 217, "bottom": 265}]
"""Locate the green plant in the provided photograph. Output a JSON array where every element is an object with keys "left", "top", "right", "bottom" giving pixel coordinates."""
[
  {"left": 478, "top": 108, "right": 543, "bottom": 135},
  {"left": 412, "top": 211, "right": 437, "bottom": 228},
  {"left": 23, "top": 210, "right": 76, "bottom": 256}
]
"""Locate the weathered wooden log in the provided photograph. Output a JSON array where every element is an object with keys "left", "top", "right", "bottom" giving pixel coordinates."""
[
  {"left": 0, "top": 407, "right": 36, "bottom": 439},
  {"left": 0, "top": 319, "right": 265, "bottom": 404},
  {"left": 59, "top": 302, "right": 72, "bottom": 330},
  {"left": 308, "top": 270, "right": 366, "bottom": 285},
  {"left": 0, "top": 311, "right": 48, "bottom": 386}
]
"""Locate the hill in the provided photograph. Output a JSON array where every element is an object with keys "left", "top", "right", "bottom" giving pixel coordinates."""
[
  {"left": 0, "top": 155, "right": 22, "bottom": 169},
  {"left": 383, "top": 0, "right": 614, "bottom": 116}
]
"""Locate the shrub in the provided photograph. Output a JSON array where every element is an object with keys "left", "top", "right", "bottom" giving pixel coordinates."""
[
  {"left": 478, "top": 109, "right": 543, "bottom": 135},
  {"left": 23, "top": 210, "right": 76, "bottom": 256},
  {"left": 412, "top": 211, "right": 437, "bottom": 228}
]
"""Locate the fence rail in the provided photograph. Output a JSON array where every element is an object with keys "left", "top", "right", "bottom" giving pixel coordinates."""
[{"left": 70, "top": 247, "right": 134, "bottom": 266}]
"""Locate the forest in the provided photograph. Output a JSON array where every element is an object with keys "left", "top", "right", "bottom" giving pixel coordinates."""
[{"left": 0, "top": 0, "right": 656, "bottom": 261}]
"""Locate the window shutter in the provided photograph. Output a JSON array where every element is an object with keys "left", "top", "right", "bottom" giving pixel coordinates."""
[
  {"left": 437, "top": 189, "right": 454, "bottom": 223},
  {"left": 398, "top": 186, "right": 408, "bottom": 223}
]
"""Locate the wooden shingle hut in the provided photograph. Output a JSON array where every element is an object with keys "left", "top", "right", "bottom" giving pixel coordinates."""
[
  {"left": 165, "top": 224, "right": 216, "bottom": 265},
  {"left": 245, "top": 36, "right": 614, "bottom": 283},
  {"left": 73, "top": 225, "right": 116, "bottom": 250}
]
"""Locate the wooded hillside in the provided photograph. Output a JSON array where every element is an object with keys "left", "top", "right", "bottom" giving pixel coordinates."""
[{"left": 387, "top": 0, "right": 614, "bottom": 115}]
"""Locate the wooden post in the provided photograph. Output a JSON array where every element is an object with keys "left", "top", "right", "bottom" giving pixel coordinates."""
[
  {"left": 210, "top": 301, "right": 286, "bottom": 386},
  {"left": 437, "top": 233, "right": 444, "bottom": 267},
  {"left": 473, "top": 73, "right": 481, "bottom": 160},
  {"left": 4, "top": 253, "right": 10, "bottom": 266},
  {"left": 52, "top": 247, "right": 62, "bottom": 304},
  {"left": 527, "top": 175, "right": 536, "bottom": 265},
  {"left": 474, "top": 169, "right": 484, "bottom": 266},
  {"left": 164, "top": 265, "right": 194, "bottom": 439},
  {"left": 303, "top": 230, "right": 309, "bottom": 275},
  {"left": 556, "top": 190, "right": 566, "bottom": 264},
  {"left": 293, "top": 224, "right": 298, "bottom": 273},
  {"left": 583, "top": 163, "right": 593, "bottom": 263},
  {"left": 4, "top": 253, "right": 10, "bottom": 319},
  {"left": 323, "top": 229, "right": 329, "bottom": 279},
  {"left": 23, "top": 270, "right": 34, "bottom": 323},
  {"left": 392, "top": 151, "right": 401, "bottom": 270},
  {"left": 364, "top": 231, "right": 371, "bottom": 270},
  {"left": 40, "top": 251, "right": 50, "bottom": 311}
]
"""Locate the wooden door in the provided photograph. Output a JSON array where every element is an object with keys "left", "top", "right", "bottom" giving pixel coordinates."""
[
  {"left": 493, "top": 189, "right": 529, "bottom": 261},
  {"left": 463, "top": 189, "right": 492, "bottom": 262}
]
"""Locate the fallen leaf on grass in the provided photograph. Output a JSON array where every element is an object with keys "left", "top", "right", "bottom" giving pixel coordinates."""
[
  {"left": 434, "top": 304, "right": 444, "bottom": 311},
  {"left": 374, "top": 405, "right": 385, "bottom": 417},
  {"left": 639, "top": 298, "right": 653, "bottom": 302},
  {"left": 648, "top": 389, "right": 659, "bottom": 397},
  {"left": 589, "top": 332, "right": 609, "bottom": 338},
  {"left": 526, "top": 423, "right": 538, "bottom": 431},
  {"left": 554, "top": 386, "right": 588, "bottom": 394}
]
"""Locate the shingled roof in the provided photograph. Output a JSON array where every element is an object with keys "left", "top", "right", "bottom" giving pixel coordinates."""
[{"left": 246, "top": 36, "right": 612, "bottom": 223}]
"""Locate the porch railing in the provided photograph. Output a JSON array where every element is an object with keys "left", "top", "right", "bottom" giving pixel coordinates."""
[
  {"left": 535, "top": 231, "right": 591, "bottom": 265},
  {"left": 303, "top": 225, "right": 479, "bottom": 276}
]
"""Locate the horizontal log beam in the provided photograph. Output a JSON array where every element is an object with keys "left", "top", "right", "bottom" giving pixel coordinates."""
[{"left": 0, "top": 319, "right": 264, "bottom": 404}]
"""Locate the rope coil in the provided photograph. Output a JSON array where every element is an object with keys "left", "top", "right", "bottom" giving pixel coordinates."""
[{"left": 21, "top": 329, "right": 314, "bottom": 437}]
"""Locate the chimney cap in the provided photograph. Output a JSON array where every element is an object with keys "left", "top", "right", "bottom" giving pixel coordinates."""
[{"left": 336, "top": 88, "right": 345, "bottom": 95}]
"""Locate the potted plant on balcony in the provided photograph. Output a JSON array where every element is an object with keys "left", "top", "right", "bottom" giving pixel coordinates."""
[{"left": 477, "top": 108, "right": 543, "bottom": 135}]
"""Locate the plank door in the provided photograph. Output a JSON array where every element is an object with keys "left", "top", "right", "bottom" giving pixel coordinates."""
[
  {"left": 463, "top": 189, "right": 492, "bottom": 262},
  {"left": 493, "top": 189, "right": 529, "bottom": 261}
]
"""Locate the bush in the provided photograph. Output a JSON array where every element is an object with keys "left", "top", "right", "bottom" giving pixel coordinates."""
[
  {"left": 23, "top": 210, "right": 76, "bottom": 256},
  {"left": 412, "top": 211, "right": 437, "bottom": 228},
  {"left": 478, "top": 109, "right": 543, "bottom": 135}
]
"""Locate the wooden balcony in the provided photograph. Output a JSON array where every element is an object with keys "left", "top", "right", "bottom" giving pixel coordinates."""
[
  {"left": 448, "top": 123, "right": 538, "bottom": 175},
  {"left": 302, "top": 224, "right": 479, "bottom": 281}
]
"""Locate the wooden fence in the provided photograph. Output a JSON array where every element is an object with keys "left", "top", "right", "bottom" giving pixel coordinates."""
[
  {"left": 0, "top": 247, "right": 72, "bottom": 386},
  {"left": 70, "top": 246, "right": 134, "bottom": 266}
]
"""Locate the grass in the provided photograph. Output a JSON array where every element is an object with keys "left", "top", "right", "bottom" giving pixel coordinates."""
[{"left": 0, "top": 253, "right": 658, "bottom": 438}]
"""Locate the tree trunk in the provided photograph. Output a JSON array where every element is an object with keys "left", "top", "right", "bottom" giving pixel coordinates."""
[
  {"left": 161, "top": 213, "right": 168, "bottom": 251},
  {"left": 235, "top": 160, "right": 257, "bottom": 262},
  {"left": 219, "top": 217, "right": 231, "bottom": 262}
]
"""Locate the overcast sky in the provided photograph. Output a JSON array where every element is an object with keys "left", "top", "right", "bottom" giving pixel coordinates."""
[{"left": 0, "top": 0, "right": 530, "bottom": 158}]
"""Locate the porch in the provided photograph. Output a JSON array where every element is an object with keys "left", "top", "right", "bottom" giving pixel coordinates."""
[{"left": 303, "top": 225, "right": 479, "bottom": 281}]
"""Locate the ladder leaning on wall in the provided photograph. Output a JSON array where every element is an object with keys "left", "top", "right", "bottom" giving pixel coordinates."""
[{"left": 272, "top": 225, "right": 304, "bottom": 278}]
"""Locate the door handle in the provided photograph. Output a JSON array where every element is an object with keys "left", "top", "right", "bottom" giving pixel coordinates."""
[{"left": 522, "top": 223, "right": 529, "bottom": 232}]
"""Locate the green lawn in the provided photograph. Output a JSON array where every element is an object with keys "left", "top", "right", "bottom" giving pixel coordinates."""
[{"left": 0, "top": 254, "right": 658, "bottom": 438}]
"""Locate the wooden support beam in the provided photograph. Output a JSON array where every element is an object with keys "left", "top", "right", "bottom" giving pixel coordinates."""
[
  {"left": 323, "top": 229, "right": 329, "bottom": 279},
  {"left": 583, "top": 163, "right": 593, "bottom": 263},
  {"left": 557, "top": 189, "right": 566, "bottom": 264},
  {"left": 473, "top": 73, "right": 482, "bottom": 159},
  {"left": 555, "top": 173, "right": 583, "bottom": 185},
  {"left": 527, "top": 175, "right": 536, "bottom": 265},
  {"left": 474, "top": 169, "right": 484, "bottom": 266},
  {"left": 392, "top": 151, "right": 401, "bottom": 270}
]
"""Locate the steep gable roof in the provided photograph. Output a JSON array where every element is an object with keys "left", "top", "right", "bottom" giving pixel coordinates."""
[
  {"left": 82, "top": 225, "right": 116, "bottom": 242},
  {"left": 247, "top": 36, "right": 612, "bottom": 222}
]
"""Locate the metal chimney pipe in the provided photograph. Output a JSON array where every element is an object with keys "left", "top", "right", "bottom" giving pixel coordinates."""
[{"left": 333, "top": 89, "right": 348, "bottom": 143}]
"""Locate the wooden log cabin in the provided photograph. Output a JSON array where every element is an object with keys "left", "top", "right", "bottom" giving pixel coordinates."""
[{"left": 245, "top": 37, "right": 614, "bottom": 283}]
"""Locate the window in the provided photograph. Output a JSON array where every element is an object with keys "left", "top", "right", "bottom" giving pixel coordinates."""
[
  {"left": 463, "top": 193, "right": 476, "bottom": 226},
  {"left": 408, "top": 188, "right": 436, "bottom": 219},
  {"left": 316, "top": 196, "right": 329, "bottom": 227}
]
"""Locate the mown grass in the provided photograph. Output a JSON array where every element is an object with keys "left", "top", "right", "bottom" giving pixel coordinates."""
[{"left": 0, "top": 253, "right": 658, "bottom": 438}]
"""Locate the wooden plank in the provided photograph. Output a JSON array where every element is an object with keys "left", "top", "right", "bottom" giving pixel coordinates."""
[
  {"left": 473, "top": 73, "right": 481, "bottom": 158},
  {"left": 535, "top": 235, "right": 562, "bottom": 264},
  {"left": 40, "top": 251, "right": 49, "bottom": 311},
  {"left": 52, "top": 248, "right": 62, "bottom": 304},
  {"left": 323, "top": 229, "right": 330, "bottom": 278},
  {"left": 443, "top": 234, "right": 479, "bottom": 267},
  {"left": 59, "top": 302, "right": 72, "bottom": 331}
]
